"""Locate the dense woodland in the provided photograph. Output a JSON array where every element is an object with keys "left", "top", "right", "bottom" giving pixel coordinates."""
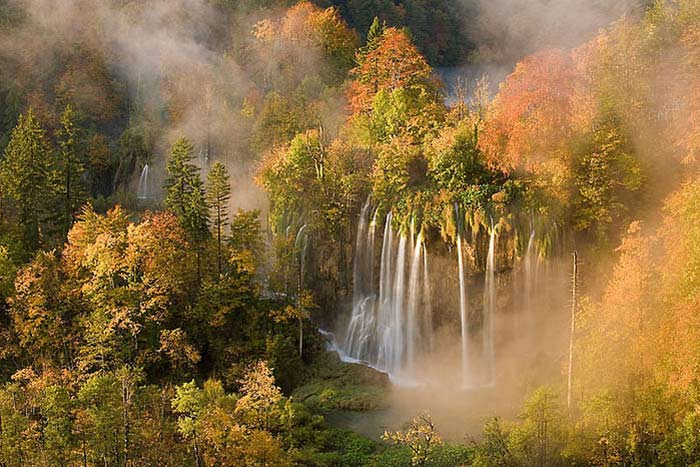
[{"left": 2, "top": 0, "right": 700, "bottom": 465}]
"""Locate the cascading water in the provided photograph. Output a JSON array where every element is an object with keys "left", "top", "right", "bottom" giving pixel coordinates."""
[
  {"left": 137, "top": 164, "right": 149, "bottom": 200},
  {"left": 376, "top": 213, "right": 395, "bottom": 371},
  {"left": 523, "top": 228, "right": 537, "bottom": 335},
  {"left": 422, "top": 239, "right": 433, "bottom": 352},
  {"left": 406, "top": 230, "right": 423, "bottom": 371},
  {"left": 483, "top": 220, "right": 497, "bottom": 384},
  {"left": 457, "top": 232, "right": 469, "bottom": 386},
  {"left": 345, "top": 202, "right": 377, "bottom": 361},
  {"left": 342, "top": 209, "right": 432, "bottom": 381}
]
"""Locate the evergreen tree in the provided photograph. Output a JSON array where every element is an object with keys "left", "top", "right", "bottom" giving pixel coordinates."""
[
  {"left": 206, "top": 161, "right": 231, "bottom": 277},
  {"left": 164, "top": 137, "right": 209, "bottom": 280},
  {"left": 55, "top": 104, "right": 87, "bottom": 235},
  {"left": 0, "top": 108, "right": 53, "bottom": 252},
  {"left": 164, "top": 137, "right": 209, "bottom": 244},
  {"left": 359, "top": 16, "right": 386, "bottom": 60}
]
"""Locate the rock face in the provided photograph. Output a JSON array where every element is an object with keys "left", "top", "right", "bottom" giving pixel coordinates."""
[{"left": 293, "top": 351, "right": 391, "bottom": 411}]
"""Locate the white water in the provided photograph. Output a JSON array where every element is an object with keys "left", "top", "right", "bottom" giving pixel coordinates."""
[
  {"left": 137, "top": 164, "right": 149, "bottom": 200},
  {"left": 483, "top": 220, "right": 497, "bottom": 384},
  {"left": 345, "top": 202, "right": 377, "bottom": 361},
  {"left": 340, "top": 205, "right": 554, "bottom": 389},
  {"left": 343, "top": 208, "right": 432, "bottom": 381},
  {"left": 457, "top": 232, "right": 469, "bottom": 386},
  {"left": 523, "top": 228, "right": 537, "bottom": 338}
]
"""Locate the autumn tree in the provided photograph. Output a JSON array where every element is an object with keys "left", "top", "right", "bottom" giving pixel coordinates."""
[
  {"left": 348, "top": 27, "right": 439, "bottom": 115},
  {"left": 382, "top": 412, "right": 443, "bottom": 467},
  {"left": 480, "top": 49, "right": 579, "bottom": 216},
  {"left": 229, "top": 209, "right": 265, "bottom": 275},
  {"left": 9, "top": 250, "right": 76, "bottom": 367}
]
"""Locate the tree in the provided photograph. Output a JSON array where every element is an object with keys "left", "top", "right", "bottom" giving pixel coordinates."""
[
  {"left": 229, "top": 209, "right": 265, "bottom": 275},
  {"left": 9, "top": 250, "right": 75, "bottom": 367},
  {"left": 206, "top": 162, "right": 231, "bottom": 278},
  {"left": 382, "top": 412, "right": 443, "bottom": 467},
  {"left": 164, "top": 137, "right": 209, "bottom": 278},
  {"left": 348, "top": 27, "right": 439, "bottom": 115},
  {"left": 55, "top": 104, "right": 87, "bottom": 235},
  {"left": 0, "top": 108, "right": 54, "bottom": 251},
  {"left": 479, "top": 49, "right": 579, "bottom": 215},
  {"left": 235, "top": 361, "right": 284, "bottom": 432}
]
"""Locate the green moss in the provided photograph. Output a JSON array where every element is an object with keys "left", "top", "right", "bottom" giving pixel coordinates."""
[{"left": 293, "top": 351, "right": 390, "bottom": 411}]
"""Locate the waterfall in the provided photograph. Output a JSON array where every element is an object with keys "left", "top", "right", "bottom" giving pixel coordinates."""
[
  {"left": 422, "top": 242, "right": 433, "bottom": 352},
  {"left": 523, "top": 228, "right": 537, "bottom": 334},
  {"left": 295, "top": 224, "right": 309, "bottom": 282},
  {"left": 376, "top": 213, "right": 394, "bottom": 371},
  {"left": 390, "top": 235, "right": 408, "bottom": 374},
  {"left": 406, "top": 229, "right": 423, "bottom": 371},
  {"left": 457, "top": 232, "right": 469, "bottom": 386},
  {"left": 345, "top": 203, "right": 376, "bottom": 360},
  {"left": 137, "top": 164, "right": 149, "bottom": 200},
  {"left": 483, "top": 220, "right": 497, "bottom": 383},
  {"left": 342, "top": 209, "right": 432, "bottom": 381}
]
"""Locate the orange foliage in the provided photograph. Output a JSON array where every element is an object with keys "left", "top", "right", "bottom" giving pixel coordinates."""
[
  {"left": 480, "top": 49, "right": 579, "bottom": 174},
  {"left": 347, "top": 27, "right": 435, "bottom": 114}
]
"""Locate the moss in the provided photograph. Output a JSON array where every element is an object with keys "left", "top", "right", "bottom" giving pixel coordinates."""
[{"left": 293, "top": 351, "right": 390, "bottom": 411}]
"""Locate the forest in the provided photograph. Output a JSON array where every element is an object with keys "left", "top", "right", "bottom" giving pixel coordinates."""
[{"left": 1, "top": 0, "right": 700, "bottom": 465}]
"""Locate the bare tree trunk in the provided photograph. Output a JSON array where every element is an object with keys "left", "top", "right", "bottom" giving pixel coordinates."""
[
  {"left": 567, "top": 250, "right": 577, "bottom": 410},
  {"left": 298, "top": 256, "right": 303, "bottom": 358}
]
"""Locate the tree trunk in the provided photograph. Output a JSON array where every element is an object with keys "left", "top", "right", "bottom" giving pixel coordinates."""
[
  {"left": 567, "top": 250, "right": 577, "bottom": 410},
  {"left": 216, "top": 206, "right": 222, "bottom": 278}
]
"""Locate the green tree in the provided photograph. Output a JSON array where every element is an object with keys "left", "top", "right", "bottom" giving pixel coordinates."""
[
  {"left": 40, "top": 385, "right": 76, "bottom": 466},
  {"left": 55, "top": 104, "right": 87, "bottom": 235},
  {"left": 0, "top": 108, "right": 54, "bottom": 252},
  {"left": 164, "top": 137, "right": 209, "bottom": 242},
  {"left": 206, "top": 161, "right": 231, "bottom": 278},
  {"left": 164, "top": 137, "right": 209, "bottom": 278}
]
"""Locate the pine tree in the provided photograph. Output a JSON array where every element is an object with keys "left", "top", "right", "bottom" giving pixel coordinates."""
[
  {"left": 206, "top": 162, "right": 231, "bottom": 277},
  {"left": 359, "top": 16, "right": 385, "bottom": 60},
  {"left": 164, "top": 137, "right": 209, "bottom": 243},
  {"left": 164, "top": 137, "right": 209, "bottom": 279},
  {"left": 0, "top": 108, "right": 53, "bottom": 252},
  {"left": 55, "top": 104, "right": 87, "bottom": 236}
]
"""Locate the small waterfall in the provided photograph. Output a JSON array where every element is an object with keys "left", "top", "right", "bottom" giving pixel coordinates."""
[
  {"left": 406, "top": 229, "right": 423, "bottom": 371},
  {"left": 137, "top": 164, "right": 149, "bottom": 200},
  {"left": 422, "top": 243, "right": 433, "bottom": 352},
  {"left": 483, "top": 220, "right": 497, "bottom": 383},
  {"left": 390, "top": 235, "right": 408, "bottom": 374},
  {"left": 295, "top": 224, "right": 309, "bottom": 281},
  {"left": 454, "top": 205, "right": 470, "bottom": 385},
  {"left": 457, "top": 232, "right": 469, "bottom": 386},
  {"left": 523, "top": 228, "right": 537, "bottom": 333}
]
